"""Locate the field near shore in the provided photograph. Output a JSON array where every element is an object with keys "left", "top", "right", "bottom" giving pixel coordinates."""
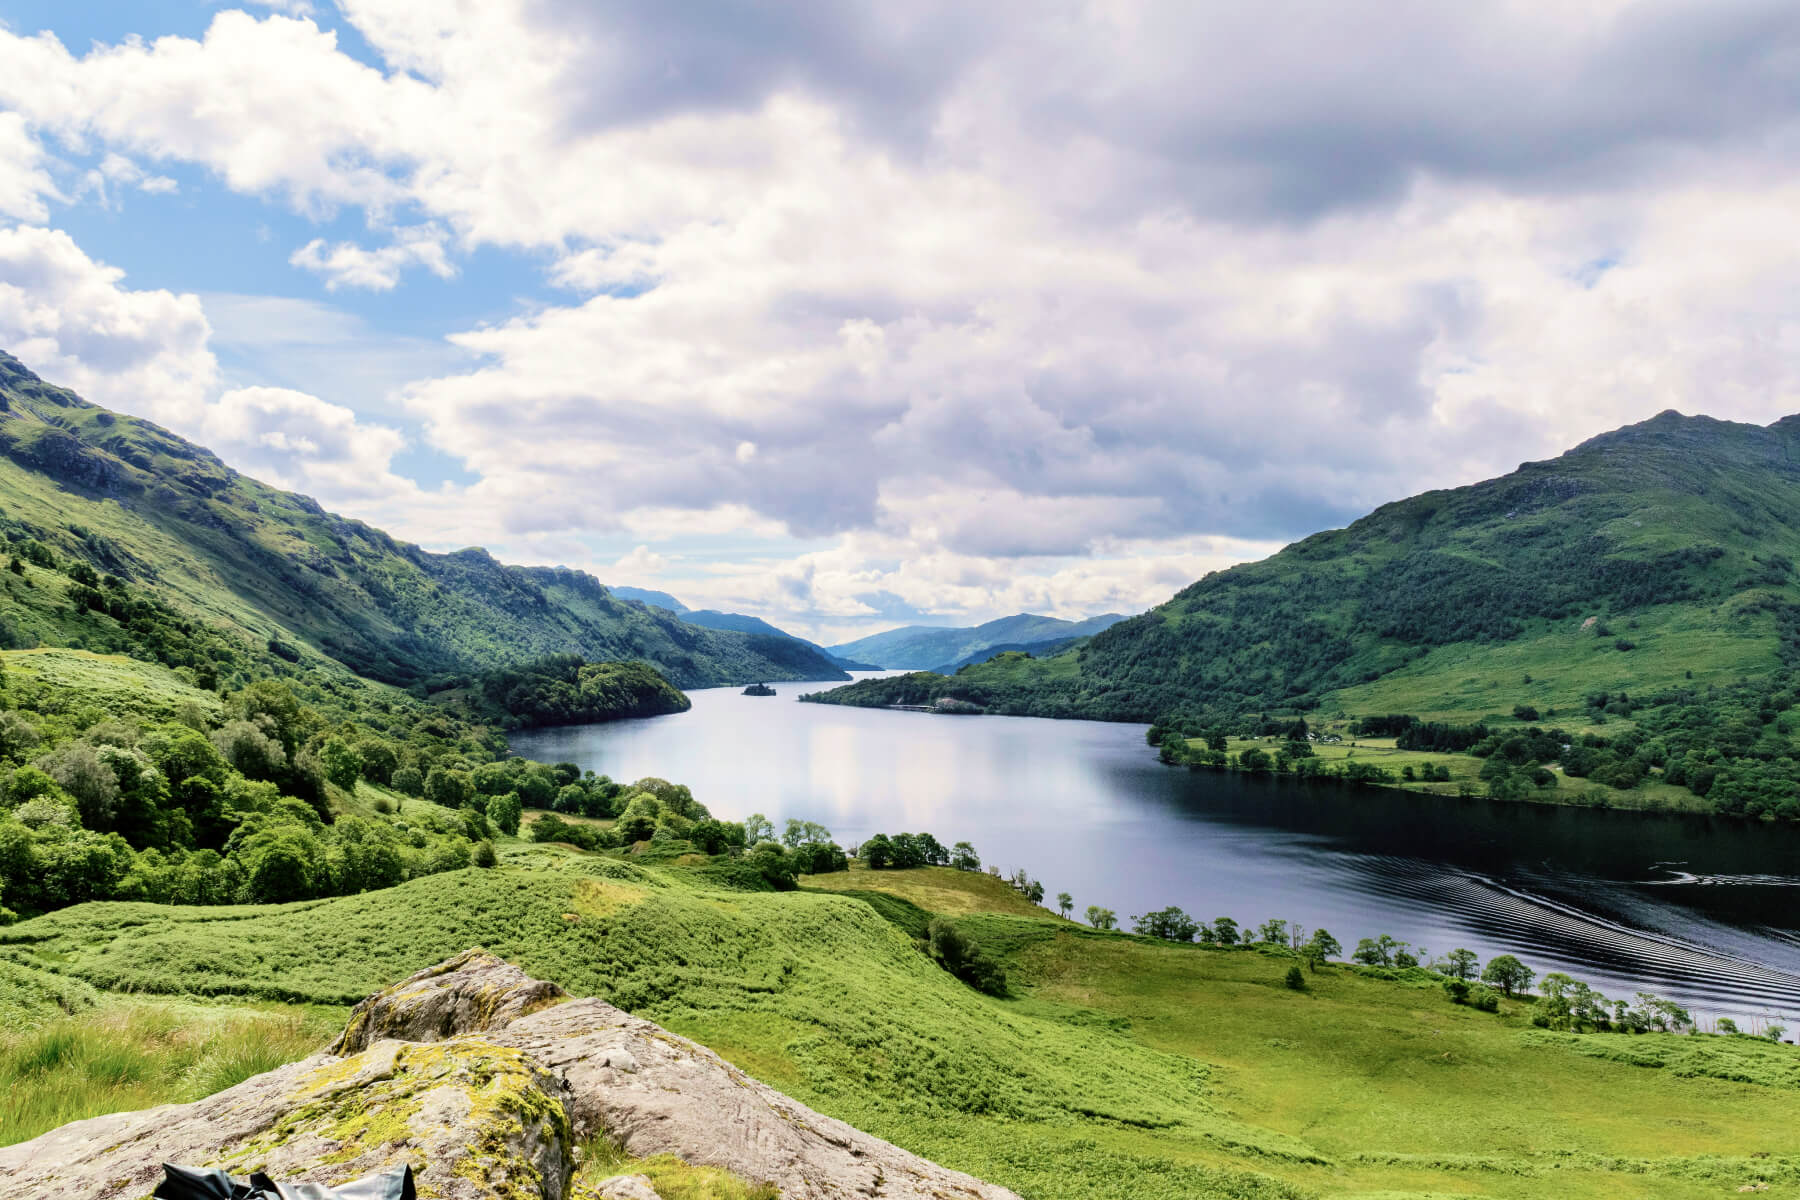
[{"left": 4, "top": 846, "right": 1797, "bottom": 1199}]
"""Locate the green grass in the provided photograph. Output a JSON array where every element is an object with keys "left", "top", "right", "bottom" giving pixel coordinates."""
[
  {"left": 803, "top": 862, "right": 1052, "bottom": 918},
  {"left": 2, "top": 646, "right": 223, "bottom": 723},
  {"left": 0, "top": 998, "right": 341, "bottom": 1146},
  {"left": 5, "top": 860, "right": 1798, "bottom": 1198},
  {"left": 1323, "top": 604, "right": 1775, "bottom": 723}
]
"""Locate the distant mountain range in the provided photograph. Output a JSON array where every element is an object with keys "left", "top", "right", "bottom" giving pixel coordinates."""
[
  {"left": 607, "top": 588, "right": 877, "bottom": 671},
  {"left": 609, "top": 586, "right": 688, "bottom": 613},
  {"left": 827, "top": 613, "right": 1128, "bottom": 670}
]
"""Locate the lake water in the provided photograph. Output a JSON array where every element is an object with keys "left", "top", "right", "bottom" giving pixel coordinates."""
[{"left": 511, "top": 676, "right": 1800, "bottom": 1024}]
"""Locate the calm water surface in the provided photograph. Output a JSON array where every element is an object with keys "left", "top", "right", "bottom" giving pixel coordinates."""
[{"left": 511, "top": 676, "right": 1800, "bottom": 1022}]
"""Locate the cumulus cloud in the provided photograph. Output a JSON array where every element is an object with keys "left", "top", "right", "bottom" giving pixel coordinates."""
[
  {"left": 0, "top": 113, "right": 59, "bottom": 222},
  {"left": 8, "top": 3, "right": 1800, "bottom": 634},
  {"left": 0, "top": 224, "right": 215, "bottom": 424},
  {"left": 289, "top": 226, "right": 455, "bottom": 290},
  {"left": 198, "top": 385, "right": 420, "bottom": 503}
]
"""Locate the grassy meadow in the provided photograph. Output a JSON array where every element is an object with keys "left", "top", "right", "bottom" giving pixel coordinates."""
[
  {"left": 3, "top": 852, "right": 1796, "bottom": 1198},
  {"left": 1203, "top": 733, "right": 1715, "bottom": 815},
  {"left": 1321, "top": 604, "right": 1777, "bottom": 724}
]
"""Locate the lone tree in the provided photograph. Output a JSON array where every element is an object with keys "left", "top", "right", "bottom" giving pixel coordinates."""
[
  {"left": 1303, "top": 928, "right": 1341, "bottom": 971},
  {"left": 1056, "top": 891, "right": 1073, "bottom": 919},
  {"left": 1481, "top": 953, "right": 1535, "bottom": 997},
  {"left": 1085, "top": 905, "right": 1117, "bottom": 930}
]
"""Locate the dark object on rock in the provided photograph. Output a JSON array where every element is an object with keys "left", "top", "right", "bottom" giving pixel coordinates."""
[
  {"left": 742, "top": 683, "right": 776, "bottom": 696},
  {"left": 153, "top": 1163, "right": 414, "bottom": 1200}
]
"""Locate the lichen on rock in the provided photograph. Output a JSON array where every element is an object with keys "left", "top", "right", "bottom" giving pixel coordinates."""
[{"left": 332, "top": 949, "right": 569, "bottom": 1056}]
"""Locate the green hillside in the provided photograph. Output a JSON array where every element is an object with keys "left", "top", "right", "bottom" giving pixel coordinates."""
[
  {"left": 0, "top": 351, "right": 844, "bottom": 690},
  {"left": 808, "top": 412, "right": 1800, "bottom": 819},
  {"left": 4, "top": 855, "right": 1795, "bottom": 1199}
]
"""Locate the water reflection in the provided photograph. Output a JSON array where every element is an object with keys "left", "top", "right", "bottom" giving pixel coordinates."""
[{"left": 510, "top": 678, "right": 1800, "bottom": 1020}]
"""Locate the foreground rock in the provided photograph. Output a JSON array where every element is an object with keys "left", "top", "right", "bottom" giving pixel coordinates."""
[{"left": 0, "top": 949, "right": 1020, "bottom": 1200}]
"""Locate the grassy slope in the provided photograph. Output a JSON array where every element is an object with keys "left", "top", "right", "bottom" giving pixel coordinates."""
[
  {"left": 3, "top": 646, "right": 225, "bottom": 723},
  {"left": 0, "top": 351, "right": 845, "bottom": 689},
  {"left": 4, "top": 858, "right": 1795, "bottom": 1199}
]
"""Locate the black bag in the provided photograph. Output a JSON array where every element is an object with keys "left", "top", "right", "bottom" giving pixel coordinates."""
[{"left": 153, "top": 1163, "right": 416, "bottom": 1200}]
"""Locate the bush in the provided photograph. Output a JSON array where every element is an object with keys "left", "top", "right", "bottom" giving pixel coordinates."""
[
  {"left": 927, "top": 918, "right": 1008, "bottom": 997},
  {"left": 1284, "top": 965, "right": 1306, "bottom": 991},
  {"left": 1443, "top": 979, "right": 1470, "bottom": 1004},
  {"left": 748, "top": 842, "right": 797, "bottom": 891},
  {"left": 471, "top": 839, "right": 498, "bottom": 868}
]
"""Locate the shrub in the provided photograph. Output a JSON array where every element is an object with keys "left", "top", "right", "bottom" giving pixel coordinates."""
[
  {"left": 1284, "top": 965, "right": 1306, "bottom": 991},
  {"left": 927, "top": 918, "right": 1008, "bottom": 997}
]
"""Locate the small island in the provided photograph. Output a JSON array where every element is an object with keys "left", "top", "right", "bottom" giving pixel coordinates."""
[{"left": 743, "top": 682, "right": 777, "bottom": 696}]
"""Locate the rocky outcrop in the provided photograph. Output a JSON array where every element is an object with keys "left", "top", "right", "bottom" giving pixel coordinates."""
[
  {"left": 0, "top": 950, "right": 1021, "bottom": 1200},
  {"left": 331, "top": 948, "right": 569, "bottom": 1054}
]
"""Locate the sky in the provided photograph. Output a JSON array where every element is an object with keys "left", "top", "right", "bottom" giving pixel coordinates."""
[{"left": 3, "top": 2, "right": 1800, "bottom": 644}]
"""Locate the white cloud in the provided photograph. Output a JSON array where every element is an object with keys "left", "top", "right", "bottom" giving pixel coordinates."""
[
  {"left": 611, "top": 544, "right": 670, "bottom": 580},
  {"left": 0, "top": 224, "right": 215, "bottom": 424},
  {"left": 0, "top": 113, "right": 59, "bottom": 222},
  {"left": 199, "top": 384, "right": 420, "bottom": 503},
  {"left": 289, "top": 226, "right": 455, "bottom": 290}
]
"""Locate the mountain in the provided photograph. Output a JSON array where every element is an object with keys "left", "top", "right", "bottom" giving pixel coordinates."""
[
  {"left": 0, "top": 351, "right": 846, "bottom": 689},
  {"left": 678, "top": 608, "right": 879, "bottom": 671},
  {"left": 828, "top": 613, "right": 1128, "bottom": 670},
  {"left": 610, "top": 586, "right": 688, "bottom": 612},
  {"left": 1048, "top": 410, "right": 1800, "bottom": 724}
]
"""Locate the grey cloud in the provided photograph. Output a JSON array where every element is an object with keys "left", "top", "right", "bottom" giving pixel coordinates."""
[
  {"left": 1008, "top": 1, "right": 1800, "bottom": 221},
  {"left": 523, "top": 0, "right": 1017, "bottom": 146},
  {"left": 526, "top": 1, "right": 1800, "bottom": 223}
]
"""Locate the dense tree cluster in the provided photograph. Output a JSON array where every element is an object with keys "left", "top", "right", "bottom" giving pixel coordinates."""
[
  {"left": 0, "top": 672, "right": 539, "bottom": 919},
  {"left": 467, "top": 656, "right": 691, "bottom": 729}
]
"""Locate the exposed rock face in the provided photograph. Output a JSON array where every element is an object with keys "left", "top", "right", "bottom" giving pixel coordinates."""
[{"left": 0, "top": 950, "right": 1021, "bottom": 1200}]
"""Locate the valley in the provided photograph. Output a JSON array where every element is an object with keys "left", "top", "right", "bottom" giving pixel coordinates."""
[{"left": 0, "top": 355, "right": 1795, "bottom": 1200}]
